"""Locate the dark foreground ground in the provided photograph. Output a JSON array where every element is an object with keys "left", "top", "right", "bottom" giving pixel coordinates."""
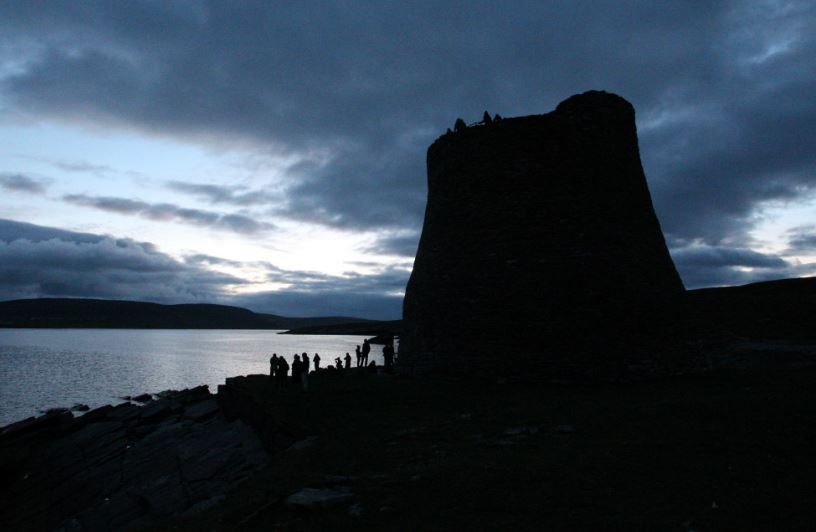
[{"left": 169, "top": 364, "right": 816, "bottom": 531}]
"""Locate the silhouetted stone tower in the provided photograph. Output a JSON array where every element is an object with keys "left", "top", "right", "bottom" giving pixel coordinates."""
[{"left": 401, "top": 90, "right": 697, "bottom": 381}]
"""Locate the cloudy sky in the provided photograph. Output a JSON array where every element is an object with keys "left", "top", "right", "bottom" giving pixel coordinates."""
[{"left": 0, "top": 1, "right": 814, "bottom": 319}]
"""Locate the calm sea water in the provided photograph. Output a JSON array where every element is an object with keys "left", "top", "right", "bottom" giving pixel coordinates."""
[{"left": 0, "top": 329, "right": 378, "bottom": 427}]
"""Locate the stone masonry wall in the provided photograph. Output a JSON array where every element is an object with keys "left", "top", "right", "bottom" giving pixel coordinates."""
[{"left": 400, "top": 91, "right": 700, "bottom": 381}]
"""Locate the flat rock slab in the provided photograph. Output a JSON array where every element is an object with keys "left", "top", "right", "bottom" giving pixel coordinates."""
[
  {"left": 1, "top": 386, "right": 268, "bottom": 531},
  {"left": 286, "top": 435, "right": 318, "bottom": 451},
  {"left": 183, "top": 399, "right": 219, "bottom": 421},
  {"left": 285, "top": 488, "right": 353, "bottom": 509}
]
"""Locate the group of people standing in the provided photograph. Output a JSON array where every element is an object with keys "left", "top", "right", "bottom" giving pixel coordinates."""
[
  {"left": 269, "top": 352, "right": 319, "bottom": 389},
  {"left": 268, "top": 338, "right": 396, "bottom": 389},
  {"left": 354, "top": 339, "right": 371, "bottom": 367}
]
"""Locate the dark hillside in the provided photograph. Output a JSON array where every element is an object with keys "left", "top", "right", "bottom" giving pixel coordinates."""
[
  {"left": 0, "top": 298, "right": 369, "bottom": 330},
  {"left": 688, "top": 277, "right": 816, "bottom": 341},
  {"left": 282, "top": 320, "right": 402, "bottom": 336}
]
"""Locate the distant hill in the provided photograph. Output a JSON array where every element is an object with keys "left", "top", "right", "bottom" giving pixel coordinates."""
[
  {"left": 4, "top": 276, "right": 814, "bottom": 338},
  {"left": 282, "top": 320, "right": 402, "bottom": 336},
  {"left": 688, "top": 277, "right": 816, "bottom": 341},
  {"left": 0, "top": 298, "right": 370, "bottom": 330}
]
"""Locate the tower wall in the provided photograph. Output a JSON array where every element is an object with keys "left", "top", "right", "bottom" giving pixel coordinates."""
[{"left": 400, "top": 91, "right": 698, "bottom": 381}]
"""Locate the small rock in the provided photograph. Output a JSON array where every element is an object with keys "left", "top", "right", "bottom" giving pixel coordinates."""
[
  {"left": 132, "top": 393, "right": 153, "bottom": 403},
  {"left": 286, "top": 436, "right": 318, "bottom": 451},
  {"left": 107, "top": 402, "right": 140, "bottom": 422},
  {"left": 173, "top": 385, "right": 211, "bottom": 405},
  {"left": 554, "top": 424, "right": 577, "bottom": 434},
  {"left": 138, "top": 399, "right": 173, "bottom": 421},
  {"left": 183, "top": 494, "right": 226, "bottom": 515},
  {"left": 40, "top": 407, "right": 71, "bottom": 415},
  {"left": 71, "top": 404, "right": 90, "bottom": 412},
  {"left": 81, "top": 404, "right": 114, "bottom": 422},
  {"left": 285, "top": 488, "right": 353, "bottom": 509},
  {"left": 459, "top": 413, "right": 473, "bottom": 420},
  {"left": 379, "top": 505, "right": 395, "bottom": 513}
]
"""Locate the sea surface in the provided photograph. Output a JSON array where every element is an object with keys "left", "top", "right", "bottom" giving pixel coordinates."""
[{"left": 0, "top": 328, "right": 378, "bottom": 427}]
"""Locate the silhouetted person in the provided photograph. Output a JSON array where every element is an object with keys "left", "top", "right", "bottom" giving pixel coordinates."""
[
  {"left": 483, "top": 111, "right": 493, "bottom": 125},
  {"left": 270, "top": 353, "right": 278, "bottom": 381},
  {"left": 313, "top": 352, "right": 321, "bottom": 370},
  {"left": 493, "top": 113, "right": 502, "bottom": 122},
  {"left": 383, "top": 343, "right": 394, "bottom": 372},
  {"left": 292, "top": 354, "right": 302, "bottom": 385},
  {"left": 335, "top": 357, "right": 342, "bottom": 370},
  {"left": 362, "top": 339, "right": 371, "bottom": 366},
  {"left": 355, "top": 345, "right": 362, "bottom": 367},
  {"left": 344, "top": 352, "right": 351, "bottom": 369},
  {"left": 278, "top": 356, "right": 289, "bottom": 387},
  {"left": 301, "top": 359, "right": 310, "bottom": 390},
  {"left": 454, "top": 118, "right": 466, "bottom": 132}
]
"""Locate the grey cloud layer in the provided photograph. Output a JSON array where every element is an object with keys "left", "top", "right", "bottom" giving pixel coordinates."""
[
  {"left": 166, "top": 181, "right": 278, "bottom": 207},
  {"left": 0, "top": 219, "right": 243, "bottom": 303},
  {"left": 0, "top": 219, "right": 406, "bottom": 318},
  {"left": 0, "top": 173, "right": 48, "bottom": 194},
  {"left": 783, "top": 226, "right": 816, "bottom": 255},
  {"left": 672, "top": 243, "right": 816, "bottom": 288},
  {"left": 234, "top": 264, "right": 408, "bottom": 319},
  {"left": 1, "top": 1, "right": 815, "bottom": 289},
  {"left": 63, "top": 193, "right": 273, "bottom": 235},
  {"left": 362, "top": 232, "right": 420, "bottom": 258}
]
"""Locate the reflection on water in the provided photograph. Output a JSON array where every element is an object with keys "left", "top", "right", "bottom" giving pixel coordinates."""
[{"left": 0, "top": 329, "right": 377, "bottom": 426}]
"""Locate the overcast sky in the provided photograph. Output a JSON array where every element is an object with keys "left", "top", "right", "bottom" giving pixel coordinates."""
[{"left": 1, "top": 1, "right": 814, "bottom": 319}]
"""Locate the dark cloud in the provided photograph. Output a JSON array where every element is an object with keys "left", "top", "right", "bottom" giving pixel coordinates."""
[
  {"left": 209, "top": 260, "right": 409, "bottom": 318},
  {"left": 51, "top": 159, "right": 114, "bottom": 176},
  {"left": 0, "top": 218, "right": 103, "bottom": 245},
  {"left": 672, "top": 246, "right": 789, "bottom": 270},
  {"left": 270, "top": 264, "right": 409, "bottom": 295},
  {"left": 235, "top": 264, "right": 409, "bottom": 319},
  {"left": 0, "top": 219, "right": 406, "bottom": 318},
  {"left": 670, "top": 244, "right": 816, "bottom": 288},
  {"left": 167, "top": 181, "right": 276, "bottom": 207},
  {"left": 0, "top": 218, "right": 243, "bottom": 303},
  {"left": 63, "top": 193, "right": 273, "bottom": 234},
  {"left": 184, "top": 253, "right": 245, "bottom": 268},
  {"left": 784, "top": 225, "right": 816, "bottom": 253},
  {"left": 0, "top": 173, "right": 48, "bottom": 194},
  {"left": 362, "top": 232, "right": 420, "bottom": 258},
  {"left": 0, "top": 1, "right": 814, "bottom": 288}
]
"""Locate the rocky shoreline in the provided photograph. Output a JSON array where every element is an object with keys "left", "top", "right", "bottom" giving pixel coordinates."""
[
  {"left": 0, "top": 382, "right": 271, "bottom": 531},
  {"left": 5, "top": 343, "right": 816, "bottom": 530}
]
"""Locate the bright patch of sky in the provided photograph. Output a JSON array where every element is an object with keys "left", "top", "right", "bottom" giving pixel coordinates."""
[
  {"left": 751, "top": 193, "right": 816, "bottom": 261},
  {"left": 0, "top": 120, "right": 385, "bottom": 281}
]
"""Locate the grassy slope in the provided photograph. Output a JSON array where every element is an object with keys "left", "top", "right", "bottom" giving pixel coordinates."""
[{"left": 177, "top": 368, "right": 816, "bottom": 531}]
